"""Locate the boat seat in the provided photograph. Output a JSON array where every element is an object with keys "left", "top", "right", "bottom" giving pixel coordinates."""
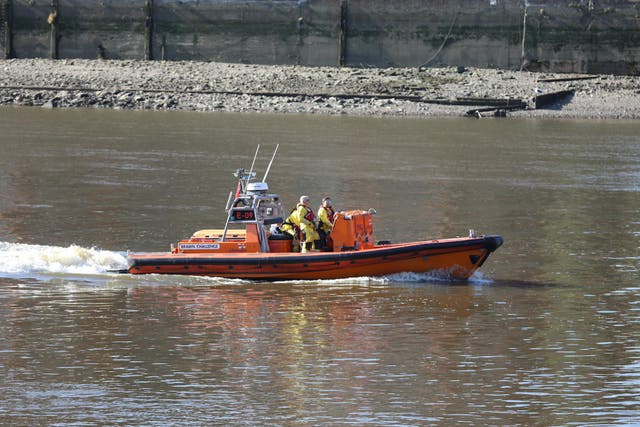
[
  {"left": 263, "top": 216, "right": 283, "bottom": 225},
  {"left": 192, "top": 229, "right": 246, "bottom": 238}
]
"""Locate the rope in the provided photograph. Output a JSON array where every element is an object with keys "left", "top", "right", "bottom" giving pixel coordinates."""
[{"left": 418, "top": 7, "right": 460, "bottom": 69}]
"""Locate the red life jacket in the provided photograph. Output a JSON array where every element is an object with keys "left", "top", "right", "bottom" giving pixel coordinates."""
[
  {"left": 325, "top": 206, "right": 335, "bottom": 223},
  {"left": 298, "top": 203, "right": 315, "bottom": 223}
]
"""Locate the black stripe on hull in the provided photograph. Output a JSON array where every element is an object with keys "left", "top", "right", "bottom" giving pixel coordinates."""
[{"left": 129, "top": 235, "right": 503, "bottom": 269}]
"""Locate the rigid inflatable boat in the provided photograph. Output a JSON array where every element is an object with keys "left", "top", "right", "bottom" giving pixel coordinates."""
[{"left": 126, "top": 146, "right": 503, "bottom": 280}]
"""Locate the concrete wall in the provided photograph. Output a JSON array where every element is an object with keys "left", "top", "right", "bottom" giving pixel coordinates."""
[
  {"left": 4, "top": 0, "right": 145, "bottom": 59},
  {"left": 151, "top": 0, "right": 340, "bottom": 65},
  {"left": 345, "top": 0, "right": 640, "bottom": 74},
  {"left": 2, "top": 0, "right": 640, "bottom": 74}
]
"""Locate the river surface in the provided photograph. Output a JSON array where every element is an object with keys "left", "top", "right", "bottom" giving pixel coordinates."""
[{"left": 0, "top": 107, "right": 639, "bottom": 426}]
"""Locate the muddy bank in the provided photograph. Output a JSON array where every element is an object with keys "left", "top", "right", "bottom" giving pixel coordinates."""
[{"left": 1, "top": 59, "right": 639, "bottom": 119}]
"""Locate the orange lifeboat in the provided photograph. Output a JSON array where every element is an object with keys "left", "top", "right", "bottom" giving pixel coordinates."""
[{"left": 126, "top": 147, "right": 503, "bottom": 280}]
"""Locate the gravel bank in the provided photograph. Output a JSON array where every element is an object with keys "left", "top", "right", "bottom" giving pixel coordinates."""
[{"left": 1, "top": 59, "right": 639, "bottom": 119}]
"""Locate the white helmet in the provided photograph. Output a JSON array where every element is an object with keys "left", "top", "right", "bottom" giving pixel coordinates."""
[{"left": 300, "top": 195, "right": 310, "bottom": 205}]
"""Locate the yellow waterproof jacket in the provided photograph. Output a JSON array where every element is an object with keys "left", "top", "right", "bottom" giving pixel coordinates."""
[
  {"left": 281, "top": 203, "right": 316, "bottom": 233},
  {"left": 281, "top": 207, "right": 300, "bottom": 235},
  {"left": 296, "top": 203, "right": 316, "bottom": 231},
  {"left": 317, "top": 205, "right": 335, "bottom": 233}
]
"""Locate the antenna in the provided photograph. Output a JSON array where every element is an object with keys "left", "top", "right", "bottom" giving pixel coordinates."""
[
  {"left": 262, "top": 144, "right": 279, "bottom": 182},
  {"left": 224, "top": 191, "right": 233, "bottom": 212},
  {"left": 247, "top": 145, "right": 260, "bottom": 185}
]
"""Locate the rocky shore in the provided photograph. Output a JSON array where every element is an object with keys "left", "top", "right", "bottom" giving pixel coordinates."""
[{"left": 1, "top": 59, "right": 639, "bottom": 119}]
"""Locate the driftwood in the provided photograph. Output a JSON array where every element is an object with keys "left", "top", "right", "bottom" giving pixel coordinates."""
[
  {"left": 465, "top": 89, "right": 577, "bottom": 117},
  {"left": 465, "top": 104, "right": 528, "bottom": 118},
  {"left": 534, "top": 89, "right": 575, "bottom": 109},
  {"left": 0, "top": 83, "right": 576, "bottom": 116},
  {"left": 0, "top": 84, "right": 422, "bottom": 102},
  {"left": 538, "top": 76, "right": 598, "bottom": 83},
  {"left": 427, "top": 97, "right": 528, "bottom": 109}
]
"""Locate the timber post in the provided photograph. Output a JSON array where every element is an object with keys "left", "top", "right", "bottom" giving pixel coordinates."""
[
  {"left": 2, "top": 0, "right": 13, "bottom": 59},
  {"left": 48, "top": 0, "right": 59, "bottom": 59},
  {"left": 296, "top": 11, "right": 304, "bottom": 65},
  {"left": 338, "top": 0, "right": 348, "bottom": 66},
  {"left": 144, "top": 0, "right": 153, "bottom": 60},
  {"left": 519, "top": 0, "right": 528, "bottom": 71}
]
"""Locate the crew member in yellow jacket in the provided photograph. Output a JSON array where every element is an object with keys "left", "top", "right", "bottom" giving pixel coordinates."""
[
  {"left": 317, "top": 196, "right": 335, "bottom": 250},
  {"left": 296, "top": 196, "right": 320, "bottom": 252},
  {"left": 281, "top": 195, "right": 320, "bottom": 252}
]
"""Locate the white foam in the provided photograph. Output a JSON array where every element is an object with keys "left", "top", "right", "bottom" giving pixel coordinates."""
[
  {"left": 385, "top": 270, "right": 494, "bottom": 284},
  {"left": 384, "top": 271, "right": 452, "bottom": 283},
  {"left": 271, "top": 275, "right": 389, "bottom": 287},
  {"left": 0, "top": 241, "right": 128, "bottom": 276},
  {"left": 467, "top": 271, "right": 495, "bottom": 285}
]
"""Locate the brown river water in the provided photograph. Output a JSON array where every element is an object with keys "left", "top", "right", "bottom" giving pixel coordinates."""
[{"left": 0, "top": 107, "right": 639, "bottom": 426}]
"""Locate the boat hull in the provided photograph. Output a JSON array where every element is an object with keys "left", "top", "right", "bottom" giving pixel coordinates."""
[{"left": 127, "top": 235, "right": 503, "bottom": 281}]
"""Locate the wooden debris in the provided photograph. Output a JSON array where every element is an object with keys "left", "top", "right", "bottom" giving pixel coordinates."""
[{"left": 534, "top": 89, "right": 575, "bottom": 109}]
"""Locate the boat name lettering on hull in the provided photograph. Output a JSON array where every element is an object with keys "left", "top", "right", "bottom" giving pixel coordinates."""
[{"left": 180, "top": 243, "right": 220, "bottom": 250}]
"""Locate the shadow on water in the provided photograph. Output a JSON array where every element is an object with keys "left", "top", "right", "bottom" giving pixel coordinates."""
[
  {"left": 384, "top": 278, "right": 560, "bottom": 291},
  {"left": 481, "top": 278, "right": 559, "bottom": 288},
  {"left": 382, "top": 271, "right": 560, "bottom": 289}
]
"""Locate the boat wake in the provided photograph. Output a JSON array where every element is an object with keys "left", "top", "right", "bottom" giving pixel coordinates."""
[
  {"left": 0, "top": 241, "right": 128, "bottom": 278},
  {"left": 384, "top": 271, "right": 493, "bottom": 285},
  {"left": 270, "top": 271, "right": 494, "bottom": 288}
]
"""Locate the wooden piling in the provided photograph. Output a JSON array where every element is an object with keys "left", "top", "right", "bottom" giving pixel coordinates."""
[
  {"left": 339, "top": 0, "right": 348, "bottom": 66},
  {"left": 296, "top": 17, "right": 304, "bottom": 66},
  {"left": 48, "top": 0, "right": 59, "bottom": 59},
  {"left": 144, "top": 0, "right": 153, "bottom": 60},
  {"left": 2, "top": 0, "right": 13, "bottom": 59},
  {"left": 519, "top": 0, "right": 528, "bottom": 71}
]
